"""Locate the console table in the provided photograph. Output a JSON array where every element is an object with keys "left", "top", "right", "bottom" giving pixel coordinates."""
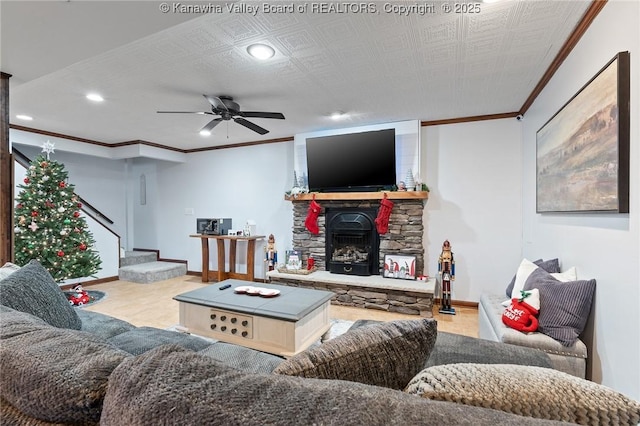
[{"left": 190, "top": 234, "right": 265, "bottom": 283}]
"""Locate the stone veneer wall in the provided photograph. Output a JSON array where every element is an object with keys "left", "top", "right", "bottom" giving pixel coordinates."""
[
  {"left": 267, "top": 274, "right": 433, "bottom": 317},
  {"left": 291, "top": 198, "right": 426, "bottom": 275}
]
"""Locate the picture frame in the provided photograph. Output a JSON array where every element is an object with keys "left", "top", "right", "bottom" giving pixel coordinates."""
[
  {"left": 536, "top": 51, "right": 630, "bottom": 213},
  {"left": 382, "top": 254, "right": 416, "bottom": 280},
  {"left": 285, "top": 250, "right": 302, "bottom": 270}
]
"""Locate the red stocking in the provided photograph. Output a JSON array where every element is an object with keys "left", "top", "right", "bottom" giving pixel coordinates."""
[
  {"left": 375, "top": 196, "right": 394, "bottom": 234},
  {"left": 305, "top": 199, "right": 322, "bottom": 234}
]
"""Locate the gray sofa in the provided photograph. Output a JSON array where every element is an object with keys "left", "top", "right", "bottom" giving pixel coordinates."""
[{"left": 2, "top": 261, "right": 639, "bottom": 425}]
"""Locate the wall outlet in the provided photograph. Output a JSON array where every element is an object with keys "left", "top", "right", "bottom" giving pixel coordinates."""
[{"left": 184, "top": 208, "right": 195, "bottom": 215}]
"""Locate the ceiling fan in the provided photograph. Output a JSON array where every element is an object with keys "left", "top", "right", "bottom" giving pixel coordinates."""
[{"left": 157, "top": 95, "right": 285, "bottom": 135}]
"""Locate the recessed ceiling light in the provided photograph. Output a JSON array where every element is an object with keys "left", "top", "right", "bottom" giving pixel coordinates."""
[
  {"left": 86, "top": 93, "right": 104, "bottom": 102},
  {"left": 199, "top": 130, "right": 211, "bottom": 136},
  {"left": 16, "top": 114, "right": 33, "bottom": 121},
  {"left": 330, "top": 111, "right": 348, "bottom": 120},
  {"left": 247, "top": 44, "right": 276, "bottom": 60}
]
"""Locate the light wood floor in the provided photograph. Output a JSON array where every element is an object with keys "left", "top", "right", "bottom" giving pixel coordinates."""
[{"left": 84, "top": 276, "right": 479, "bottom": 338}]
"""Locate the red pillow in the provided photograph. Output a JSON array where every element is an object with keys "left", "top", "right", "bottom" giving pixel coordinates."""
[{"left": 502, "top": 289, "right": 540, "bottom": 333}]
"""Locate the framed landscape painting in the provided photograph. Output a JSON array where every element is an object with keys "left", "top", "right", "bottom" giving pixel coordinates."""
[{"left": 536, "top": 51, "right": 630, "bottom": 213}]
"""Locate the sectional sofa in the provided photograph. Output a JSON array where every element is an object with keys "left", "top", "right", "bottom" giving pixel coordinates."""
[{"left": 1, "top": 260, "right": 639, "bottom": 425}]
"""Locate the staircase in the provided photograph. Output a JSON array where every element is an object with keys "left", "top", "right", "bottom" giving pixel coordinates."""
[{"left": 118, "top": 251, "right": 187, "bottom": 284}]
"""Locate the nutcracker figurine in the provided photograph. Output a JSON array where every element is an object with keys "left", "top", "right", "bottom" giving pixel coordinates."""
[
  {"left": 438, "top": 240, "right": 456, "bottom": 315},
  {"left": 265, "top": 234, "right": 277, "bottom": 271}
]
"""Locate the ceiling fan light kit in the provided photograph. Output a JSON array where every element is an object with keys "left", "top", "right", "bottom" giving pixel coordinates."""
[{"left": 157, "top": 95, "right": 285, "bottom": 135}]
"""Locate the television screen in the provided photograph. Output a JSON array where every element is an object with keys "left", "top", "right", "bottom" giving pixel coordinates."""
[{"left": 306, "top": 129, "right": 396, "bottom": 192}]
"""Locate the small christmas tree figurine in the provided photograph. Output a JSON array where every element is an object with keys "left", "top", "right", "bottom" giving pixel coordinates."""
[{"left": 14, "top": 143, "right": 101, "bottom": 282}]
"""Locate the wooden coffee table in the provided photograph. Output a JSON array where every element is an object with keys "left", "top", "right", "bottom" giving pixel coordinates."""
[{"left": 174, "top": 280, "right": 334, "bottom": 357}]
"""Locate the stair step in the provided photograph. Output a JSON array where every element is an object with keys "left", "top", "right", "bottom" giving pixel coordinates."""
[
  {"left": 120, "top": 251, "right": 158, "bottom": 267},
  {"left": 118, "top": 261, "right": 186, "bottom": 284}
]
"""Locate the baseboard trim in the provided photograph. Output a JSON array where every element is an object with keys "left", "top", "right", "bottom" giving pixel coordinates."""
[
  {"left": 60, "top": 275, "right": 119, "bottom": 290},
  {"left": 433, "top": 298, "right": 478, "bottom": 308}
]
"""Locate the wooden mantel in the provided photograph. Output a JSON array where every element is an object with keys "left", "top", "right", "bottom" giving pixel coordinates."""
[{"left": 285, "top": 191, "right": 429, "bottom": 201}]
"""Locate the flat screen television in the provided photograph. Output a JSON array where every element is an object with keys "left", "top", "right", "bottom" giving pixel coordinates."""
[{"left": 305, "top": 128, "right": 396, "bottom": 192}]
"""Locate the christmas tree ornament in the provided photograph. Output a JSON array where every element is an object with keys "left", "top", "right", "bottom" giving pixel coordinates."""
[
  {"left": 57, "top": 250, "right": 65, "bottom": 257},
  {"left": 28, "top": 222, "right": 39, "bottom": 232},
  {"left": 58, "top": 207, "right": 65, "bottom": 213},
  {"left": 64, "top": 219, "right": 71, "bottom": 224},
  {"left": 79, "top": 243, "right": 87, "bottom": 251},
  {"left": 59, "top": 181, "right": 66, "bottom": 188},
  {"left": 18, "top": 216, "right": 26, "bottom": 225},
  {"left": 31, "top": 211, "right": 38, "bottom": 217},
  {"left": 41, "top": 162, "right": 48, "bottom": 168},
  {"left": 24, "top": 177, "right": 30, "bottom": 184},
  {"left": 374, "top": 194, "right": 394, "bottom": 234},
  {"left": 73, "top": 211, "right": 80, "bottom": 218},
  {"left": 304, "top": 196, "right": 322, "bottom": 235},
  {"left": 42, "top": 175, "right": 49, "bottom": 181},
  {"left": 60, "top": 230, "right": 67, "bottom": 236}
]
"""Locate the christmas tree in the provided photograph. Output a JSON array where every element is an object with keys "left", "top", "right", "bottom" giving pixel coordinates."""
[{"left": 14, "top": 144, "right": 101, "bottom": 282}]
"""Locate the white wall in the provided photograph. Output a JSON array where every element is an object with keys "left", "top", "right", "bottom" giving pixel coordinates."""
[
  {"left": 522, "top": 0, "right": 639, "bottom": 399},
  {"left": 133, "top": 141, "right": 294, "bottom": 279},
  {"left": 422, "top": 119, "right": 523, "bottom": 301}
]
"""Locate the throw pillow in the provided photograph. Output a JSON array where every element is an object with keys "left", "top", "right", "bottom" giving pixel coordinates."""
[
  {"left": 505, "top": 258, "right": 560, "bottom": 298},
  {"left": 523, "top": 268, "right": 596, "bottom": 346},
  {"left": 273, "top": 318, "right": 437, "bottom": 390},
  {"left": 502, "top": 289, "right": 540, "bottom": 333},
  {"left": 0, "top": 262, "right": 20, "bottom": 280},
  {"left": 0, "top": 260, "right": 82, "bottom": 330},
  {"left": 0, "top": 308, "right": 130, "bottom": 424},
  {"left": 405, "top": 363, "right": 640, "bottom": 425},
  {"left": 101, "top": 345, "right": 557, "bottom": 426}
]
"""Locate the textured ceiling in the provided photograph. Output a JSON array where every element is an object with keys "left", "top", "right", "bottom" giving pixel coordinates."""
[{"left": 2, "top": 0, "right": 593, "bottom": 150}]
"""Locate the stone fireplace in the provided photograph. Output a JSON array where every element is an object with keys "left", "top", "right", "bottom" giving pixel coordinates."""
[
  {"left": 267, "top": 193, "right": 433, "bottom": 316},
  {"left": 267, "top": 193, "right": 433, "bottom": 317},
  {"left": 292, "top": 198, "right": 426, "bottom": 276}
]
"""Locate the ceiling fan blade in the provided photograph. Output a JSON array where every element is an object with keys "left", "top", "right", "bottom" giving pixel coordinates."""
[
  {"left": 157, "top": 111, "right": 212, "bottom": 115},
  {"left": 203, "top": 95, "right": 227, "bottom": 111},
  {"left": 234, "top": 117, "right": 269, "bottom": 135},
  {"left": 200, "top": 118, "right": 223, "bottom": 133},
  {"left": 240, "top": 111, "right": 285, "bottom": 120}
]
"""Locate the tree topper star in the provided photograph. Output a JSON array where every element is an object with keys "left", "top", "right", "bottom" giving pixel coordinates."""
[{"left": 41, "top": 141, "right": 55, "bottom": 159}]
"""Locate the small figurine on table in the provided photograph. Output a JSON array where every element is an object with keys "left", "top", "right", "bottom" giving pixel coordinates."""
[
  {"left": 265, "top": 234, "right": 277, "bottom": 271},
  {"left": 438, "top": 239, "right": 456, "bottom": 315}
]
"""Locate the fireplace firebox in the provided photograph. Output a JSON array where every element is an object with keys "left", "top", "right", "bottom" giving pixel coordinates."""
[{"left": 325, "top": 208, "right": 379, "bottom": 276}]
